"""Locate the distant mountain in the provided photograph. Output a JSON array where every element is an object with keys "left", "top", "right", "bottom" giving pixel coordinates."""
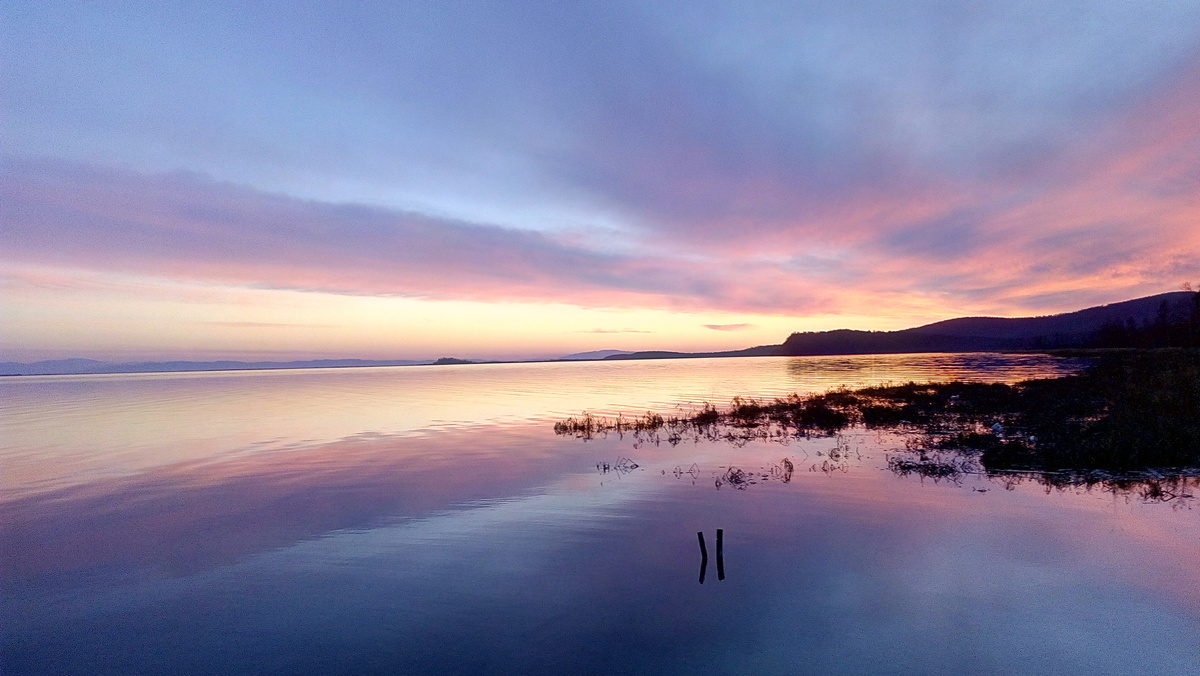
[
  {"left": 607, "top": 291, "right": 1198, "bottom": 360},
  {"left": 0, "top": 358, "right": 430, "bottom": 376},
  {"left": 604, "top": 344, "right": 781, "bottom": 360},
  {"left": 558, "top": 349, "right": 633, "bottom": 361},
  {"left": 7, "top": 292, "right": 1195, "bottom": 375},
  {"left": 781, "top": 291, "right": 1196, "bottom": 356},
  {"left": 906, "top": 292, "right": 1196, "bottom": 340}
]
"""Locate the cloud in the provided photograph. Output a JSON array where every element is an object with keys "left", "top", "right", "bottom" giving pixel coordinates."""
[
  {"left": 0, "top": 159, "right": 835, "bottom": 315},
  {"left": 8, "top": 2, "right": 1200, "bottom": 243},
  {"left": 4, "top": 7, "right": 1200, "bottom": 326},
  {"left": 4, "top": 76, "right": 1199, "bottom": 328},
  {"left": 201, "top": 322, "right": 336, "bottom": 329},
  {"left": 535, "top": 1, "right": 1200, "bottom": 247},
  {"left": 703, "top": 324, "right": 754, "bottom": 332}
]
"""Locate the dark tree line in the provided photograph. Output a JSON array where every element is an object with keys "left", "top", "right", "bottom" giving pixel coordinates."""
[{"left": 1092, "top": 291, "right": 1200, "bottom": 348}]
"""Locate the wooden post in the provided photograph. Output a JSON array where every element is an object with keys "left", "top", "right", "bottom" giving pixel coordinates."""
[{"left": 716, "top": 528, "right": 725, "bottom": 581}]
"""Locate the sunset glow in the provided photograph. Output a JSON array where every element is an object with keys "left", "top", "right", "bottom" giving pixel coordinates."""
[{"left": 3, "top": 1, "right": 1199, "bottom": 361}]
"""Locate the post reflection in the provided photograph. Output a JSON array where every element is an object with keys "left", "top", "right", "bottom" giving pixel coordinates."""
[{"left": 697, "top": 529, "right": 726, "bottom": 584}]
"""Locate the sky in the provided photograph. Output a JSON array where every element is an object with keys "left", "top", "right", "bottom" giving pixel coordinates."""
[{"left": 3, "top": 0, "right": 1199, "bottom": 361}]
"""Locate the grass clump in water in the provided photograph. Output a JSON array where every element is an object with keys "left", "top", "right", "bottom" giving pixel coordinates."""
[{"left": 556, "top": 349, "right": 1200, "bottom": 478}]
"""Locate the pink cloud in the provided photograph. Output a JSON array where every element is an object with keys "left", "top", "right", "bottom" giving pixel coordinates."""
[
  {"left": 0, "top": 160, "right": 841, "bottom": 315},
  {"left": 3, "top": 61, "right": 1198, "bottom": 324}
]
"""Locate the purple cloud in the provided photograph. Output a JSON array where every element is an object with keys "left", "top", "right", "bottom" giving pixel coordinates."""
[
  {"left": 0, "top": 159, "right": 838, "bottom": 314},
  {"left": 4, "top": 2, "right": 1200, "bottom": 325}
]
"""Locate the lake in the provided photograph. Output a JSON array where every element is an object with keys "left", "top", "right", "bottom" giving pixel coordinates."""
[{"left": 2, "top": 354, "right": 1198, "bottom": 675}]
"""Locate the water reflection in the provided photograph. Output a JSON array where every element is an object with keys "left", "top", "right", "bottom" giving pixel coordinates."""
[
  {"left": 697, "top": 529, "right": 725, "bottom": 584},
  {"left": 672, "top": 463, "right": 701, "bottom": 481},
  {"left": 5, "top": 424, "right": 1200, "bottom": 675},
  {"left": 783, "top": 352, "right": 1089, "bottom": 385},
  {"left": 5, "top": 354, "right": 1199, "bottom": 676},
  {"left": 2, "top": 354, "right": 1084, "bottom": 499},
  {"left": 596, "top": 456, "right": 640, "bottom": 476},
  {"left": 2, "top": 425, "right": 586, "bottom": 584}
]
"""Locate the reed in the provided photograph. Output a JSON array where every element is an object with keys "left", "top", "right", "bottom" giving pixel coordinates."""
[{"left": 555, "top": 349, "right": 1200, "bottom": 476}]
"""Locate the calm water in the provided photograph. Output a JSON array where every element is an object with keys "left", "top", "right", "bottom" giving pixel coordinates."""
[{"left": 2, "top": 354, "right": 1198, "bottom": 675}]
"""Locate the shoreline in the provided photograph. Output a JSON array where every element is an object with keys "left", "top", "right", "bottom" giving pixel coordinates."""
[
  {"left": 0, "top": 347, "right": 1094, "bottom": 378},
  {"left": 557, "top": 348, "right": 1200, "bottom": 482}
]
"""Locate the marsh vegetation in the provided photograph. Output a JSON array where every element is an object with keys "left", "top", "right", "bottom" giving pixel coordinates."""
[{"left": 557, "top": 349, "right": 1200, "bottom": 498}]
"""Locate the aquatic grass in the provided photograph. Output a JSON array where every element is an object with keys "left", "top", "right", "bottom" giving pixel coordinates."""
[
  {"left": 556, "top": 348, "right": 1200, "bottom": 483},
  {"left": 886, "top": 451, "right": 978, "bottom": 481},
  {"left": 553, "top": 392, "right": 863, "bottom": 447}
]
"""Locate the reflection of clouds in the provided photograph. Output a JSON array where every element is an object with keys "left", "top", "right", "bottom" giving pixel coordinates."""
[
  {"left": 0, "top": 425, "right": 599, "bottom": 582},
  {"left": 294, "top": 472, "right": 658, "bottom": 565},
  {"left": 4, "top": 354, "right": 1083, "bottom": 499},
  {"left": 782, "top": 352, "right": 1087, "bottom": 386},
  {"left": 7, "top": 423, "right": 1200, "bottom": 675}
]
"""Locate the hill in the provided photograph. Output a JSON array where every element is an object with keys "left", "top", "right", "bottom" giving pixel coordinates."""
[
  {"left": 780, "top": 291, "right": 1195, "bottom": 356},
  {"left": 607, "top": 291, "right": 1198, "bottom": 360},
  {"left": 603, "top": 344, "right": 781, "bottom": 360},
  {"left": 558, "top": 349, "right": 633, "bottom": 361},
  {"left": 6, "top": 292, "right": 1195, "bottom": 374},
  {"left": 905, "top": 292, "right": 1196, "bottom": 340}
]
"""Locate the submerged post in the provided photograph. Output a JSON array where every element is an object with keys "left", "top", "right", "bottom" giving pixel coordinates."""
[
  {"left": 697, "top": 531, "right": 708, "bottom": 584},
  {"left": 716, "top": 528, "right": 725, "bottom": 581}
]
